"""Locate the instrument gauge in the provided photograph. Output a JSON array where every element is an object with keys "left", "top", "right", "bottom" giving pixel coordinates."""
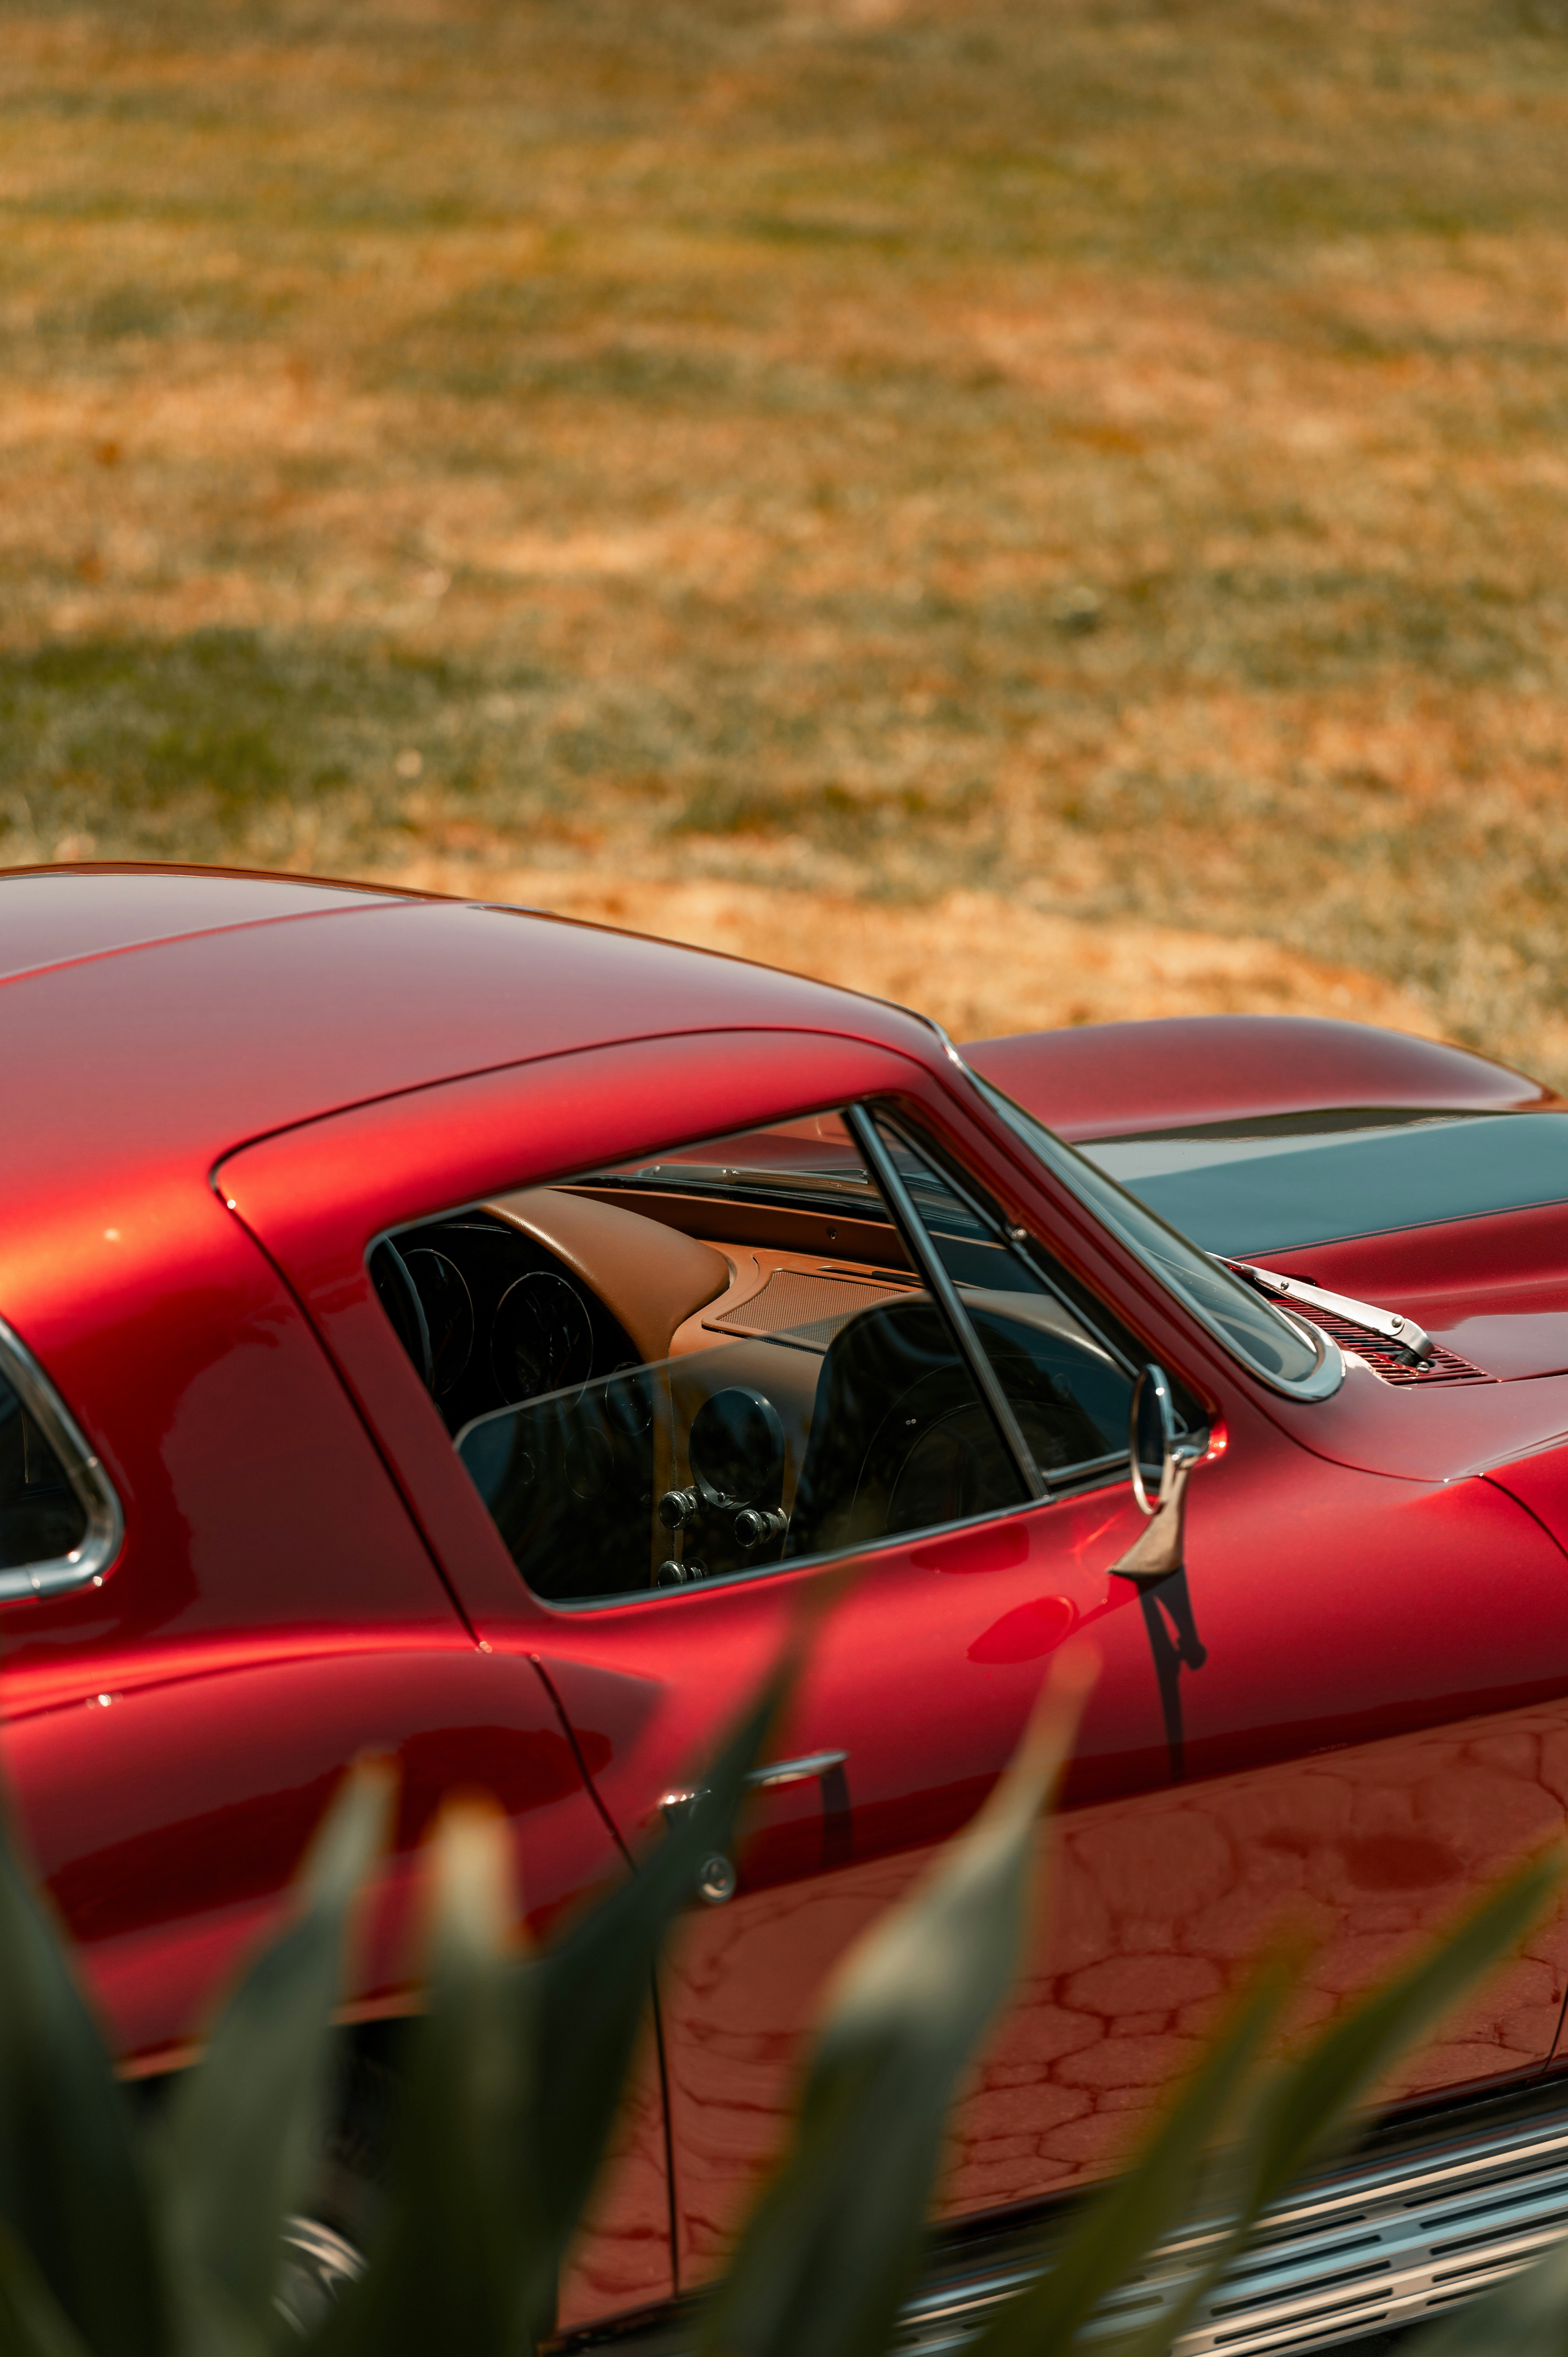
[{"left": 491, "top": 1271, "right": 595, "bottom": 1403}]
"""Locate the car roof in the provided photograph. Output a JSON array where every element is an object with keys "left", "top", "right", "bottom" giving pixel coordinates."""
[
  {"left": 8, "top": 864, "right": 1550, "bottom": 1212},
  {"left": 0, "top": 864, "right": 413, "bottom": 985},
  {"left": 0, "top": 863, "right": 938, "bottom": 1205}
]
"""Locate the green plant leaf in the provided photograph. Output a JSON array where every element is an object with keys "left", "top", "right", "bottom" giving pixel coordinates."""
[
  {"left": 964, "top": 1954, "right": 1295, "bottom": 2357},
  {"left": 699, "top": 1648, "right": 1096, "bottom": 2357},
  {"left": 0, "top": 2221, "right": 93, "bottom": 2357},
  {"left": 1248, "top": 1848, "right": 1561, "bottom": 2211},
  {"left": 1112, "top": 1845, "right": 1564, "bottom": 2357},
  {"left": 316, "top": 1645, "right": 799, "bottom": 2357},
  {"left": 0, "top": 1789, "right": 166, "bottom": 2357},
  {"left": 521, "top": 1647, "right": 797, "bottom": 2327},
  {"left": 159, "top": 1758, "right": 394, "bottom": 2342},
  {"left": 311, "top": 1800, "right": 522, "bottom": 2357},
  {"left": 1402, "top": 2215, "right": 1568, "bottom": 2357}
]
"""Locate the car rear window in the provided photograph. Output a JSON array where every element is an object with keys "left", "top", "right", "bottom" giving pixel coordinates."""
[
  {"left": 0, "top": 1324, "right": 122, "bottom": 1599},
  {"left": 1, "top": 1371, "right": 84, "bottom": 1566},
  {"left": 1081, "top": 1109, "right": 1568, "bottom": 1257}
]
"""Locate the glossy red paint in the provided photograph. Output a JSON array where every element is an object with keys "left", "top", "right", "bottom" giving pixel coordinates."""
[
  {"left": 210, "top": 988, "right": 1568, "bottom": 2283},
  {"left": 524, "top": 1404, "right": 1568, "bottom": 2279},
  {"left": 11, "top": 868, "right": 1568, "bottom": 2332},
  {"left": 964, "top": 1015, "right": 1558, "bottom": 1141}
]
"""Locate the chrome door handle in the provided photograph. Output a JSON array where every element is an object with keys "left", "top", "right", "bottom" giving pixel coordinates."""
[
  {"left": 660, "top": 1750, "right": 852, "bottom": 1902},
  {"left": 660, "top": 1749, "right": 850, "bottom": 1820}
]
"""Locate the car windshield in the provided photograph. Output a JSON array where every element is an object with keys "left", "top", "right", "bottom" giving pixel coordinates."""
[
  {"left": 964, "top": 1073, "right": 1335, "bottom": 1396},
  {"left": 1076, "top": 1108, "right": 1568, "bottom": 1258}
]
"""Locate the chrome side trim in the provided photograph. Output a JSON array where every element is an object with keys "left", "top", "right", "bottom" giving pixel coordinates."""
[
  {"left": 0, "top": 1315, "right": 124, "bottom": 1602},
  {"left": 899, "top": 2086, "right": 1568, "bottom": 2357},
  {"left": 560, "top": 2085, "right": 1568, "bottom": 2357}
]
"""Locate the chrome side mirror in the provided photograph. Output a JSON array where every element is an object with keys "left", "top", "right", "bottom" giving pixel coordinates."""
[
  {"left": 1130, "top": 1362, "right": 1181, "bottom": 1516},
  {"left": 1115, "top": 1364, "right": 1207, "bottom": 1584}
]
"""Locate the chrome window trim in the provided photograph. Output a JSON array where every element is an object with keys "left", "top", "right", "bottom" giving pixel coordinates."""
[
  {"left": 958, "top": 1066, "right": 1345, "bottom": 1404},
  {"left": 0, "top": 1315, "right": 124, "bottom": 1601}
]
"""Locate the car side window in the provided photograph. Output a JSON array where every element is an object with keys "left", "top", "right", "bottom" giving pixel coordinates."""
[
  {"left": 370, "top": 1104, "right": 1141, "bottom": 1607},
  {"left": 863, "top": 1110, "right": 1141, "bottom": 1488},
  {"left": 0, "top": 1313, "right": 129, "bottom": 1604},
  {"left": 0, "top": 1369, "right": 86, "bottom": 1572}
]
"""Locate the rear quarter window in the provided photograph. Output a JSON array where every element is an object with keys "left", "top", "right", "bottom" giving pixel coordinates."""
[{"left": 0, "top": 1322, "right": 122, "bottom": 1598}]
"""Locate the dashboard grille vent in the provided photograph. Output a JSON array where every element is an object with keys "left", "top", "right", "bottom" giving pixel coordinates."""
[{"left": 1280, "top": 1304, "right": 1494, "bottom": 1387}]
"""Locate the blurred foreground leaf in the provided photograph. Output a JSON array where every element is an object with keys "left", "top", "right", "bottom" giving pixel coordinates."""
[
  {"left": 700, "top": 1647, "right": 1097, "bottom": 2357},
  {"left": 0, "top": 2221, "right": 92, "bottom": 2357},
  {"left": 0, "top": 1792, "right": 165, "bottom": 2357},
  {"left": 319, "top": 1649, "right": 798, "bottom": 2357},
  {"left": 523, "top": 1650, "right": 796, "bottom": 2332},
  {"left": 1115, "top": 1845, "right": 1565, "bottom": 2357},
  {"left": 159, "top": 1760, "right": 394, "bottom": 2351},
  {"left": 967, "top": 1954, "right": 1297, "bottom": 2357},
  {"left": 316, "top": 1800, "right": 521, "bottom": 2357}
]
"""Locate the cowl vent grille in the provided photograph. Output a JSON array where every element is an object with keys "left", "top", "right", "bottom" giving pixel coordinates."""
[{"left": 1282, "top": 1303, "right": 1494, "bottom": 1387}]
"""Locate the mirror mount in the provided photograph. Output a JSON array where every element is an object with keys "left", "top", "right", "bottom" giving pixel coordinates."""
[{"left": 1111, "top": 1363, "right": 1207, "bottom": 1585}]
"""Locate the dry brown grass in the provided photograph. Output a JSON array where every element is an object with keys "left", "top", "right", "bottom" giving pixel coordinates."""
[{"left": 2, "top": 0, "right": 1567, "bottom": 1068}]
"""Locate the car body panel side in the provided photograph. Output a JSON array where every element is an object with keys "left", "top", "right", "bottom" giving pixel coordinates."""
[
  {"left": 219, "top": 1013, "right": 1568, "bottom": 2276},
  {"left": 0, "top": 1177, "right": 459, "bottom": 1699},
  {"left": 0, "top": 1645, "right": 667, "bottom": 2327},
  {"left": 531, "top": 1440, "right": 1568, "bottom": 2276}
]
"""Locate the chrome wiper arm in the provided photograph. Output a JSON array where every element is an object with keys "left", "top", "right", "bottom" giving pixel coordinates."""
[{"left": 1218, "top": 1258, "right": 1434, "bottom": 1365}]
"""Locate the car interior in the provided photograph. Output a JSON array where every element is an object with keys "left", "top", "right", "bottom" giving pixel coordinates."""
[{"left": 370, "top": 1110, "right": 1146, "bottom": 1604}]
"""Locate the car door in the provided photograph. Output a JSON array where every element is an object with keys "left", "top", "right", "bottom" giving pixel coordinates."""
[
  {"left": 219, "top": 1030, "right": 1568, "bottom": 2297},
  {"left": 515, "top": 1110, "right": 1568, "bottom": 2283}
]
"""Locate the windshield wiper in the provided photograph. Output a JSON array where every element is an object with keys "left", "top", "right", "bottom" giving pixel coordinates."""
[{"left": 1219, "top": 1258, "right": 1435, "bottom": 1367}]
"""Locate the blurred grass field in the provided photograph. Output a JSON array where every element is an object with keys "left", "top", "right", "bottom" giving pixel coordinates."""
[{"left": 2, "top": 0, "right": 1567, "bottom": 1063}]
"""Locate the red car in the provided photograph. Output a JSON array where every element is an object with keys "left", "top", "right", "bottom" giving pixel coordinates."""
[{"left": 8, "top": 862, "right": 1568, "bottom": 2353}]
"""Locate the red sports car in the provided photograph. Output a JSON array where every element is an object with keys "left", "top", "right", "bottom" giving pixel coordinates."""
[{"left": 7, "top": 862, "right": 1568, "bottom": 2354}]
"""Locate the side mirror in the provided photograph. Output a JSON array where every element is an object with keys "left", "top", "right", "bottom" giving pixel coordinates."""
[
  {"left": 1130, "top": 1363, "right": 1183, "bottom": 1516},
  {"left": 1115, "top": 1363, "right": 1207, "bottom": 1584}
]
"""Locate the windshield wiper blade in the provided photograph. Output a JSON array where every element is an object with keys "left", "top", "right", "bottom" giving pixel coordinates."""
[{"left": 1219, "top": 1258, "right": 1435, "bottom": 1366}]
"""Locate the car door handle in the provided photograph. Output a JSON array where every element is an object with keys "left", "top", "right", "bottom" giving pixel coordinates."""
[
  {"left": 660, "top": 1750, "right": 849, "bottom": 1820},
  {"left": 746, "top": 1748, "right": 848, "bottom": 1792},
  {"left": 660, "top": 1750, "right": 852, "bottom": 1901}
]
